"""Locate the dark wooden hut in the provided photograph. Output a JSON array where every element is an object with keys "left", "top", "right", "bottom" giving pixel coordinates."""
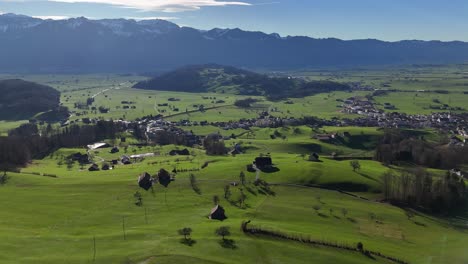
[
  {"left": 138, "top": 172, "right": 153, "bottom": 191},
  {"left": 209, "top": 205, "right": 227, "bottom": 221}
]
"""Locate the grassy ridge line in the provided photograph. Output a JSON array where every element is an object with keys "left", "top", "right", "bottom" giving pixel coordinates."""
[{"left": 242, "top": 222, "right": 408, "bottom": 264}]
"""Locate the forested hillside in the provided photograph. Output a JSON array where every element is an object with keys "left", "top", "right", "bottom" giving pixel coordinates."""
[
  {"left": 133, "top": 64, "right": 350, "bottom": 99},
  {"left": 0, "top": 79, "right": 61, "bottom": 120}
]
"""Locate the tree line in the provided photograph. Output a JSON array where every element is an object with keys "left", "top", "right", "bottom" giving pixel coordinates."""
[
  {"left": 381, "top": 168, "right": 466, "bottom": 213},
  {"left": 0, "top": 121, "right": 122, "bottom": 172},
  {"left": 375, "top": 129, "right": 468, "bottom": 169}
]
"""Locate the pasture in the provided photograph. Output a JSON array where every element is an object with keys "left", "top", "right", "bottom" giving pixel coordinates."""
[
  {"left": 1, "top": 66, "right": 468, "bottom": 263},
  {"left": 1, "top": 139, "right": 467, "bottom": 263}
]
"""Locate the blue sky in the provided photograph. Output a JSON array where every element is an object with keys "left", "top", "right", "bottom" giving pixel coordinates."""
[{"left": 1, "top": 0, "right": 467, "bottom": 41}]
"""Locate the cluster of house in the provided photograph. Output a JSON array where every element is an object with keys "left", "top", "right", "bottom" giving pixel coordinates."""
[
  {"left": 340, "top": 97, "right": 468, "bottom": 140},
  {"left": 144, "top": 119, "right": 200, "bottom": 146},
  {"left": 174, "top": 116, "right": 301, "bottom": 131}
]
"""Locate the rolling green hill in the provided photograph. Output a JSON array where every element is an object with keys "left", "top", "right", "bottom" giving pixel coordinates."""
[
  {"left": 0, "top": 79, "right": 61, "bottom": 120},
  {"left": 133, "top": 64, "right": 350, "bottom": 100}
]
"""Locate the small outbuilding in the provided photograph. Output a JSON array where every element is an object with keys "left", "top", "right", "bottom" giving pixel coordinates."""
[
  {"left": 309, "top": 152, "right": 320, "bottom": 162},
  {"left": 121, "top": 155, "right": 131, "bottom": 165},
  {"left": 254, "top": 157, "right": 272, "bottom": 168},
  {"left": 102, "top": 163, "right": 110, "bottom": 170},
  {"left": 110, "top": 147, "right": 120, "bottom": 153},
  {"left": 230, "top": 143, "right": 243, "bottom": 155},
  {"left": 88, "top": 163, "right": 100, "bottom": 171},
  {"left": 158, "top": 168, "right": 171, "bottom": 187},
  {"left": 209, "top": 205, "right": 227, "bottom": 221},
  {"left": 169, "top": 149, "right": 190, "bottom": 156},
  {"left": 138, "top": 172, "right": 153, "bottom": 191}
]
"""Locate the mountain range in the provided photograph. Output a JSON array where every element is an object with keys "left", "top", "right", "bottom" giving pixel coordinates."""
[{"left": 1, "top": 13, "right": 468, "bottom": 73}]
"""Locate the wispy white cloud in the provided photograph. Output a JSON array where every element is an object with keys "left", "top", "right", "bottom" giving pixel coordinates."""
[
  {"left": 46, "top": 0, "right": 251, "bottom": 12},
  {"left": 253, "top": 1, "right": 279, "bottom": 6},
  {"left": 126, "top": 16, "right": 179, "bottom": 20},
  {"left": 32, "top": 15, "right": 70, "bottom": 20}
]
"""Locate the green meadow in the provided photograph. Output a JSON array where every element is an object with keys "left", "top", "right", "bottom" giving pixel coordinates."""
[
  {"left": 1, "top": 139, "right": 467, "bottom": 263},
  {"left": 1, "top": 66, "right": 468, "bottom": 263}
]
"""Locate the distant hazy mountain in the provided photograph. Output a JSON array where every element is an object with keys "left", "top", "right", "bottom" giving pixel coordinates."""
[
  {"left": 0, "top": 79, "right": 61, "bottom": 120},
  {"left": 1, "top": 13, "right": 468, "bottom": 73},
  {"left": 133, "top": 64, "right": 350, "bottom": 99}
]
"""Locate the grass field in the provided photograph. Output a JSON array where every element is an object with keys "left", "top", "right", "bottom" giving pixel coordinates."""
[
  {"left": 1, "top": 66, "right": 468, "bottom": 263},
  {"left": 2, "top": 65, "right": 468, "bottom": 133},
  {"left": 373, "top": 91, "right": 468, "bottom": 114},
  {"left": 1, "top": 142, "right": 466, "bottom": 263}
]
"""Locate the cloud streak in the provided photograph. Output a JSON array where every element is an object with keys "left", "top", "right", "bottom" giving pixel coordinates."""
[
  {"left": 126, "top": 16, "right": 179, "bottom": 20},
  {"left": 46, "top": 0, "right": 251, "bottom": 12},
  {"left": 32, "top": 15, "right": 70, "bottom": 20}
]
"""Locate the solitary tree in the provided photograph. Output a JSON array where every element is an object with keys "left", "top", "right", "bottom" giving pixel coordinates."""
[
  {"left": 215, "top": 226, "right": 231, "bottom": 241},
  {"left": 313, "top": 205, "right": 321, "bottom": 214},
  {"left": 238, "top": 189, "right": 247, "bottom": 208},
  {"left": 405, "top": 210, "right": 415, "bottom": 221},
  {"left": 350, "top": 160, "right": 361, "bottom": 172},
  {"left": 223, "top": 185, "right": 231, "bottom": 199},
  {"left": 66, "top": 159, "right": 74, "bottom": 171},
  {"left": 341, "top": 208, "right": 348, "bottom": 218},
  {"left": 213, "top": 195, "right": 220, "bottom": 205},
  {"left": 0, "top": 162, "right": 13, "bottom": 184},
  {"left": 178, "top": 227, "right": 193, "bottom": 241},
  {"left": 357, "top": 242, "right": 364, "bottom": 252},
  {"left": 134, "top": 191, "right": 143, "bottom": 207},
  {"left": 239, "top": 171, "right": 246, "bottom": 185},
  {"left": 315, "top": 195, "right": 321, "bottom": 203}
]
